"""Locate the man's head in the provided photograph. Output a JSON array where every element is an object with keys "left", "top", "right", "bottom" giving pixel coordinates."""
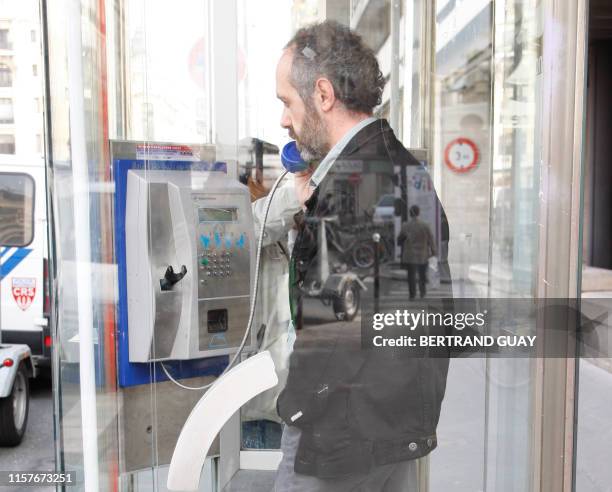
[
  {"left": 276, "top": 21, "right": 384, "bottom": 161},
  {"left": 409, "top": 205, "right": 420, "bottom": 218}
]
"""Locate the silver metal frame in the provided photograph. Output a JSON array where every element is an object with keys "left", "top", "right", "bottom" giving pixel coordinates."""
[{"left": 533, "top": 0, "right": 588, "bottom": 491}]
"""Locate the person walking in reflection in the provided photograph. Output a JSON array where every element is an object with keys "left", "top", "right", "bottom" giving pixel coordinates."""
[{"left": 398, "top": 205, "right": 436, "bottom": 299}]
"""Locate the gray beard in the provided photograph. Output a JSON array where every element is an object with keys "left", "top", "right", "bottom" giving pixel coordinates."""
[
  {"left": 296, "top": 107, "right": 329, "bottom": 162},
  {"left": 298, "top": 146, "right": 318, "bottom": 162}
]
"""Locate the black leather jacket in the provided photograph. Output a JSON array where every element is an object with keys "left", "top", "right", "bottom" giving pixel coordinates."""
[{"left": 277, "top": 119, "right": 451, "bottom": 478}]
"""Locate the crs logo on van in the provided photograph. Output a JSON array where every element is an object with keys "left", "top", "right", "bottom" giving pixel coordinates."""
[{"left": 11, "top": 277, "right": 36, "bottom": 311}]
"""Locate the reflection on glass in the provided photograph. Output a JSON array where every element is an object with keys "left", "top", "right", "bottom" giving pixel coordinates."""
[
  {"left": 576, "top": 7, "right": 612, "bottom": 488},
  {"left": 198, "top": 207, "right": 238, "bottom": 223},
  {"left": 430, "top": 1, "right": 543, "bottom": 491},
  {"left": 44, "top": 0, "right": 591, "bottom": 490}
]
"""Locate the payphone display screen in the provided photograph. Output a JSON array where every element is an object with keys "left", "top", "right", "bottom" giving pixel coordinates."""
[{"left": 198, "top": 207, "right": 237, "bottom": 223}]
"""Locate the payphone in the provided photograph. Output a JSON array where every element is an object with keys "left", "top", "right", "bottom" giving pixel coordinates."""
[
  {"left": 125, "top": 169, "right": 256, "bottom": 362},
  {"left": 110, "top": 140, "right": 287, "bottom": 478}
]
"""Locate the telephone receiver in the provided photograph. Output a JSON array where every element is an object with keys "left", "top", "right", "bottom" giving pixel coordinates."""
[{"left": 281, "top": 141, "right": 309, "bottom": 173}]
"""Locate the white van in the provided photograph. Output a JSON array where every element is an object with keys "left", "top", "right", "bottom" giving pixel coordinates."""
[{"left": 0, "top": 160, "right": 51, "bottom": 370}]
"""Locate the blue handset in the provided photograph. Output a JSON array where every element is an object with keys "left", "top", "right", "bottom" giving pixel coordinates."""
[{"left": 281, "top": 141, "right": 309, "bottom": 173}]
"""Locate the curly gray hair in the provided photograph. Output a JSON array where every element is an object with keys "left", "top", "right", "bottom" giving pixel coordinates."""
[{"left": 285, "top": 20, "right": 385, "bottom": 114}]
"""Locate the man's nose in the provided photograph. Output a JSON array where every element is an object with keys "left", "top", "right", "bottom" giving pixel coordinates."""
[{"left": 280, "top": 108, "right": 291, "bottom": 129}]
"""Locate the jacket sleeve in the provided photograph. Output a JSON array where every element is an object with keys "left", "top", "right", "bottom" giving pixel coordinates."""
[
  {"left": 276, "top": 344, "right": 337, "bottom": 426},
  {"left": 277, "top": 336, "right": 368, "bottom": 427},
  {"left": 252, "top": 183, "right": 301, "bottom": 247}
]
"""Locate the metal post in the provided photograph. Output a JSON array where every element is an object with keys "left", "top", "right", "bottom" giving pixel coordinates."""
[
  {"left": 390, "top": 0, "right": 402, "bottom": 266},
  {"left": 532, "top": 0, "right": 588, "bottom": 490},
  {"left": 212, "top": 0, "right": 238, "bottom": 180},
  {"left": 389, "top": 0, "right": 401, "bottom": 134},
  {"left": 373, "top": 232, "right": 380, "bottom": 312},
  {"left": 39, "top": 0, "right": 64, "bottom": 476},
  {"left": 65, "top": 0, "right": 100, "bottom": 487}
]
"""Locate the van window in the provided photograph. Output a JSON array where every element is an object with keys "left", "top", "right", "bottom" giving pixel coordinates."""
[{"left": 0, "top": 172, "right": 35, "bottom": 247}]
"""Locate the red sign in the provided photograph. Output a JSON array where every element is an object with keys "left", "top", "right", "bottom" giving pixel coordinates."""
[
  {"left": 188, "top": 38, "right": 247, "bottom": 89},
  {"left": 444, "top": 138, "right": 479, "bottom": 173},
  {"left": 188, "top": 38, "right": 207, "bottom": 89},
  {"left": 348, "top": 172, "right": 362, "bottom": 186},
  {"left": 12, "top": 277, "right": 36, "bottom": 311}
]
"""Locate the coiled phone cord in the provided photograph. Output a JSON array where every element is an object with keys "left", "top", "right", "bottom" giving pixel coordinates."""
[{"left": 161, "top": 169, "right": 290, "bottom": 391}]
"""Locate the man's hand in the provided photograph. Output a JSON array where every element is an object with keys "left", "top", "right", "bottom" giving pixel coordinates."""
[{"left": 294, "top": 167, "right": 315, "bottom": 208}]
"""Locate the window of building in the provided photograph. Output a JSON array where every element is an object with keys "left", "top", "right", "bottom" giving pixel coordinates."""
[
  {"left": 0, "top": 64, "right": 12, "bottom": 87},
  {"left": 0, "top": 134, "right": 15, "bottom": 154},
  {"left": 0, "top": 172, "right": 35, "bottom": 247},
  {"left": 36, "top": 133, "right": 42, "bottom": 153},
  {"left": 32, "top": 64, "right": 38, "bottom": 76},
  {"left": 0, "top": 29, "right": 11, "bottom": 50},
  {"left": 31, "top": 29, "right": 36, "bottom": 42},
  {"left": 0, "top": 98, "right": 14, "bottom": 123}
]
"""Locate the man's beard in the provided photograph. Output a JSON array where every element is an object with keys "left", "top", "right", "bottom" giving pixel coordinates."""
[{"left": 292, "top": 105, "right": 329, "bottom": 162}]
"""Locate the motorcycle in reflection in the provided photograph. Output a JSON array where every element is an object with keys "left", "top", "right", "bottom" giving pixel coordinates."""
[
  {"left": 324, "top": 212, "right": 394, "bottom": 269},
  {"left": 295, "top": 212, "right": 395, "bottom": 322}
]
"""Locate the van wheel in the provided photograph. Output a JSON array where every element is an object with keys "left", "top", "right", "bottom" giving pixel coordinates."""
[
  {"left": 333, "top": 281, "right": 360, "bottom": 321},
  {"left": 0, "top": 363, "right": 30, "bottom": 446}
]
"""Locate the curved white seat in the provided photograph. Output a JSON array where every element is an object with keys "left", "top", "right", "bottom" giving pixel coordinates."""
[{"left": 167, "top": 351, "right": 278, "bottom": 491}]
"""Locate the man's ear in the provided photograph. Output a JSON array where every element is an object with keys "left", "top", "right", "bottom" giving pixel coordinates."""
[{"left": 314, "top": 77, "right": 336, "bottom": 112}]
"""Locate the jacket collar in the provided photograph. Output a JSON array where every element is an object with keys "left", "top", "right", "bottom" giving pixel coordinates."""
[{"left": 339, "top": 118, "right": 394, "bottom": 158}]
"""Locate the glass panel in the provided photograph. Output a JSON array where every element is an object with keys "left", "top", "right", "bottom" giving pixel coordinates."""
[
  {"left": 237, "top": 0, "right": 294, "bottom": 452},
  {"left": 45, "top": 0, "right": 592, "bottom": 491},
  {"left": 0, "top": 173, "right": 35, "bottom": 247},
  {"left": 46, "top": 0, "right": 120, "bottom": 489},
  {"left": 430, "top": 1, "right": 546, "bottom": 490},
  {"left": 575, "top": 8, "right": 612, "bottom": 489},
  {"left": 121, "top": 0, "right": 213, "bottom": 143}
]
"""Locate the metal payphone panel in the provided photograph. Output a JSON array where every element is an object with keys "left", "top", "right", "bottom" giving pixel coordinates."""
[
  {"left": 125, "top": 169, "right": 255, "bottom": 363},
  {"left": 149, "top": 182, "right": 183, "bottom": 360},
  {"left": 193, "top": 193, "right": 252, "bottom": 351}
]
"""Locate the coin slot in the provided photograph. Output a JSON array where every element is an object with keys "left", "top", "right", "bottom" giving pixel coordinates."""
[{"left": 207, "top": 309, "right": 228, "bottom": 333}]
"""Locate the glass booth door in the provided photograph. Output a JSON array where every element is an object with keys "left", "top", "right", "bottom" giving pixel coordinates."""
[{"left": 43, "top": 0, "right": 590, "bottom": 490}]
